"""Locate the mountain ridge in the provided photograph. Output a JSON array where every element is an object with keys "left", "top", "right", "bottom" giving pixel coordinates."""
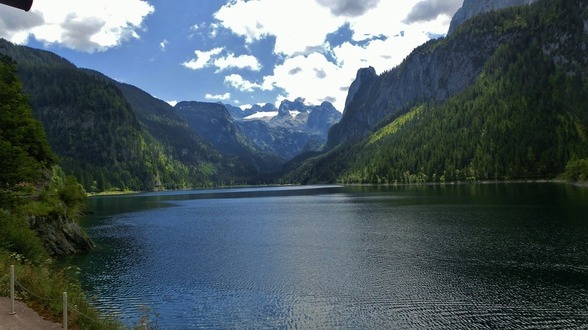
[
  {"left": 0, "top": 38, "right": 342, "bottom": 190},
  {"left": 286, "top": 0, "right": 588, "bottom": 184},
  {"left": 448, "top": 0, "right": 536, "bottom": 35}
]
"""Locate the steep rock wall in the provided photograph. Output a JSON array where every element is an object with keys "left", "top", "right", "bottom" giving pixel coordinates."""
[
  {"left": 30, "top": 214, "right": 95, "bottom": 257},
  {"left": 448, "top": 0, "right": 535, "bottom": 35}
]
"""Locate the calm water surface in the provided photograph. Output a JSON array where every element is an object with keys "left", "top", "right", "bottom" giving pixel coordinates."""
[{"left": 71, "top": 183, "right": 588, "bottom": 329}]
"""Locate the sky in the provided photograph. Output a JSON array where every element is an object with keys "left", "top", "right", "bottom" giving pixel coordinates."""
[{"left": 0, "top": 0, "right": 463, "bottom": 111}]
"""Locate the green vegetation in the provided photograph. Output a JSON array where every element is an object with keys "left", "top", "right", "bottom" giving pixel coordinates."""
[
  {"left": 286, "top": 0, "right": 588, "bottom": 184},
  {"left": 0, "top": 54, "right": 133, "bottom": 329},
  {"left": 1, "top": 0, "right": 586, "bottom": 326},
  {"left": 561, "top": 158, "right": 588, "bottom": 182},
  {"left": 0, "top": 253, "right": 124, "bottom": 329},
  {"left": 0, "top": 40, "right": 258, "bottom": 193}
]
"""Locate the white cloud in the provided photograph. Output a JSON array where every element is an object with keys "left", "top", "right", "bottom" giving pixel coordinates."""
[
  {"left": 316, "top": 0, "right": 380, "bottom": 17},
  {"left": 214, "top": 0, "right": 342, "bottom": 56},
  {"left": 263, "top": 52, "right": 353, "bottom": 109},
  {"left": 404, "top": 0, "right": 462, "bottom": 24},
  {"left": 212, "top": 0, "right": 456, "bottom": 110},
  {"left": 160, "top": 39, "right": 168, "bottom": 51},
  {"left": 0, "top": 0, "right": 154, "bottom": 52},
  {"left": 182, "top": 47, "right": 223, "bottom": 70},
  {"left": 214, "top": 54, "right": 262, "bottom": 72},
  {"left": 205, "top": 92, "right": 231, "bottom": 101},
  {"left": 183, "top": 48, "right": 263, "bottom": 73},
  {"left": 225, "top": 74, "right": 262, "bottom": 92}
]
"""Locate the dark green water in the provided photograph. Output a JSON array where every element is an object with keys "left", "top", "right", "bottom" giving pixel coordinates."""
[{"left": 71, "top": 183, "right": 588, "bottom": 329}]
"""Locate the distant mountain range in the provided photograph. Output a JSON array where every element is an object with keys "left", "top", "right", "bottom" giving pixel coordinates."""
[
  {"left": 176, "top": 98, "right": 341, "bottom": 169},
  {"left": 1, "top": 0, "right": 586, "bottom": 191},
  {"left": 0, "top": 39, "right": 340, "bottom": 190}
]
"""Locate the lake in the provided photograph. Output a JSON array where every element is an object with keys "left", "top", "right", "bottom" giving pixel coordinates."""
[{"left": 71, "top": 183, "right": 588, "bottom": 329}]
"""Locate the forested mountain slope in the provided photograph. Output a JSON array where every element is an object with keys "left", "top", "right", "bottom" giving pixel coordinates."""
[
  {"left": 0, "top": 54, "right": 93, "bottom": 258},
  {"left": 448, "top": 0, "right": 535, "bottom": 35},
  {"left": 175, "top": 100, "right": 341, "bottom": 172},
  {"left": 0, "top": 56, "right": 123, "bottom": 329},
  {"left": 326, "top": 0, "right": 568, "bottom": 149},
  {"left": 0, "top": 40, "right": 257, "bottom": 191},
  {"left": 174, "top": 101, "right": 283, "bottom": 173},
  {"left": 285, "top": 0, "right": 588, "bottom": 184}
]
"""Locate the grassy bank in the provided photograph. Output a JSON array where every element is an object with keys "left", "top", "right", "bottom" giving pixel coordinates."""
[{"left": 0, "top": 250, "right": 124, "bottom": 329}]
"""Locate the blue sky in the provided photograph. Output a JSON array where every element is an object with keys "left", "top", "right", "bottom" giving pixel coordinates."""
[{"left": 0, "top": 0, "right": 462, "bottom": 111}]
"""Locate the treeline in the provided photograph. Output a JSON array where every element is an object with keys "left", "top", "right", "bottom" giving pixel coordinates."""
[
  {"left": 0, "top": 53, "right": 90, "bottom": 259},
  {"left": 0, "top": 54, "right": 126, "bottom": 328},
  {"left": 0, "top": 40, "right": 258, "bottom": 192},
  {"left": 286, "top": 0, "right": 588, "bottom": 184}
]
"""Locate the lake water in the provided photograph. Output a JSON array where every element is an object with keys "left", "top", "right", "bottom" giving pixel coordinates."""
[{"left": 71, "top": 183, "right": 588, "bottom": 329}]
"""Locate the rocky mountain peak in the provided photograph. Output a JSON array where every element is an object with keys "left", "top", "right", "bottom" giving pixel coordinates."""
[
  {"left": 344, "top": 66, "right": 377, "bottom": 112},
  {"left": 278, "top": 97, "right": 307, "bottom": 116},
  {"left": 448, "top": 0, "right": 535, "bottom": 35}
]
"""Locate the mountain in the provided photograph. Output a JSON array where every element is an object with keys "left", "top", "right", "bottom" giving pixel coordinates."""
[
  {"left": 0, "top": 38, "right": 343, "bottom": 190},
  {"left": 325, "top": 0, "right": 569, "bottom": 149},
  {"left": 225, "top": 103, "right": 273, "bottom": 119},
  {"left": 174, "top": 101, "right": 282, "bottom": 173},
  {"left": 175, "top": 101, "right": 254, "bottom": 156},
  {"left": 1, "top": 54, "right": 93, "bottom": 258},
  {"left": 0, "top": 39, "right": 258, "bottom": 191},
  {"left": 238, "top": 98, "right": 341, "bottom": 159},
  {"left": 448, "top": 0, "right": 535, "bottom": 35},
  {"left": 306, "top": 101, "right": 342, "bottom": 134},
  {"left": 214, "top": 98, "right": 341, "bottom": 161},
  {"left": 285, "top": 0, "right": 588, "bottom": 184}
]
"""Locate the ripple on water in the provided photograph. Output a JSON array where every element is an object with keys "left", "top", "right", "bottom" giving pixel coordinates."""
[{"left": 77, "top": 184, "right": 588, "bottom": 329}]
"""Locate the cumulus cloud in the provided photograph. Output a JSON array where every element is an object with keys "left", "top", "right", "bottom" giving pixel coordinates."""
[
  {"left": 265, "top": 52, "right": 353, "bottom": 108},
  {"left": 182, "top": 48, "right": 223, "bottom": 70},
  {"left": 0, "top": 0, "right": 154, "bottom": 52},
  {"left": 60, "top": 14, "right": 106, "bottom": 51},
  {"left": 214, "top": 0, "right": 341, "bottom": 56},
  {"left": 288, "top": 67, "right": 303, "bottom": 75},
  {"left": 224, "top": 74, "right": 272, "bottom": 93},
  {"left": 314, "top": 68, "right": 327, "bottom": 79},
  {"left": 404, "top": 0, "right": 462, "bottom": 24},
  {"left": 225, "top": 74, "right": 259, "bottom": 92},
  {"left": 214, "top": 54, "right": 262, "bottom": 72},
  {"left": 182, "top": 48, "right": 262, "bottom": 73},
  {"left": 205, "top": 92, "right": 231, "bottom": 101},
  {"left": 315, "top": 0, "right": 380, "bottom": 17},
  {"left": 210, "top": 0, "right": 454, "bottom": 110},
  {"left": 0, "top": 6, "right": 44, "bottom": 43}
]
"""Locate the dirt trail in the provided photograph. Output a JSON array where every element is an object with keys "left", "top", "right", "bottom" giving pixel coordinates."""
[{"left": 0, "top": 297, "right": 61, "bottom": 330}]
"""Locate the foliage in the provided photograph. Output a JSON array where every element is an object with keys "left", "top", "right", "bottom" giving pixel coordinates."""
[
  {"left": 561, "top": 158, "right": 588, "bottom": 182},
  {"left": 0, "top": 55, "right": 56, "bottom": 202},
  {"left": 0, "top": 51, "right": 131, "bottom": 329},
  {"left": 0, "top": 251, "right": 125, "bottom": 329},
  {"left": 0, "top": 40, "right": 259, "bottom": 192},
  {"left": 0, "top": 211, "right": 49, "bottom": 263},
  {"left": 285, "top": 0, "right": 588, "bottom": 184}
]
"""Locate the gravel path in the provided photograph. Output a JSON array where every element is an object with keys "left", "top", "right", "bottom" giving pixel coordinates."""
[{"left": 0, "top": 297, "right": 61, "bottom": 330}]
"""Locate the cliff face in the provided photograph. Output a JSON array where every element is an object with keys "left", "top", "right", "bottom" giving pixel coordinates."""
[
  {"left": 327, "top": 26, "right": 509, "bottom": 147},
  {"left": 327, "top": 0, "right": 546, "bottom": 149},
  {"left": 448, "top": 0, "right": 535, "bottom": 35},
  {"left": 289, "top": 0, "right": 588, "bottom": 185},
  {"left": 30, "top": 214, "right": 95, "bottom": 257}
]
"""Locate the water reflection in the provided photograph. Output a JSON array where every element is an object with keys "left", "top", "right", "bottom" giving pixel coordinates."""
[{"left": 71, "top": 183, "right": 588, "bottom": 329}]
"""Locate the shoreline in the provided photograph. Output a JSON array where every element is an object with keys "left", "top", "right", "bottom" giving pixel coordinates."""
[{"left": 86, "top": 179, "right": 588, "bottom": 197}]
